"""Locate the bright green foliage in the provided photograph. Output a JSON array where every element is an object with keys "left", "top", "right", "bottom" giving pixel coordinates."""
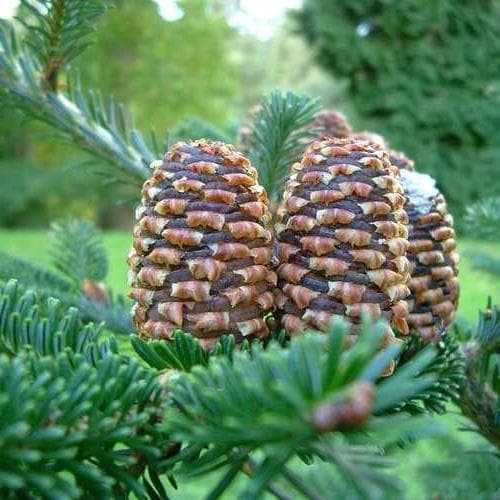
[
  {"left": 18, "top": 0, "right": 108, "bottom": 90},
  {"left": 295, "top": 0, "right": 500, "bottom": 215},
  {"left": 50, "top": 218, "right": 108, "bottom": 290},
  {"left": 163, "top": 320, "right": 439, "bottom": 498},
  {"left": 77, "top": 0, "right": 239, "bottom": 134},
  {"left": 247, "top": 89, "right": 321, "bottom": 200}
]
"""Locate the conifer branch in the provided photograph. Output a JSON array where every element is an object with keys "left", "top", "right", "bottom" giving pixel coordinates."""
[
  {"left": 50, "top": 218, "right": 108, "bottom": 291},
  {"left": 0, "top": 279, "right": 117, "bottom": 361},
  {"left": 0, "top": 280, "right": 468, "bottom": 498},
  {"left": 0, "top": 351, "right": 168, "bottom": 499},
  {"left": 161, "top": 321, "right": 440, "bottom": 498},
  {"left": 17, "top": 0, "right": 109, "bottom": 90},
  {"left": 0, "top": 220, "right": 133, "bottom": 335},
  {"left": 457, "top": 302, "right": 500, "bottom": 449},
  {"left": 0, "top": 12, "right": 153, "bottom": 182},
  {"left": 247, "top": 90, "right": 321, "bottom": 201}
]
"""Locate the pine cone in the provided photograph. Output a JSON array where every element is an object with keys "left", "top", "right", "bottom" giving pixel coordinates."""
[
  {"left": 312, "top": 109, "right": 352, "bottom": 139},
  {"left": 399, "top": 169, "right": 459, "bottom": 340},
  {"left": 275, "top": 138, "right": 411, "bottom": 363},
  {"left": 351, "top": 131, "right": 388, "bottom": 150},
  {"left": 128, "top": 140, "right": 276, "bottom": 349},
  {"left": 237, "top": 104, "right": 262, "bottom": 155},
  {"left": 348, "top": 135, "right": 458, "bottom": 340}
]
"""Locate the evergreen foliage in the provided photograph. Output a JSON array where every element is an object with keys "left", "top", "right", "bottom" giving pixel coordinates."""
[
  {"left": 457, "top": 301, "right": 500, "bottom": 451},
  {"left": 0, "top": 279, "right": 116, "bottom": 361},
  {"left": 17, "top": 0, "right": 109, "bottom": 90},
  {"left": 0, "top": 5, "right": 153, "bottom": 181},
  {"left": 50, "top": 218, "right": 108, "bottom": 290},
  {"left": 247, "top": 89, "right": 321, "bottom": 200},
  {"left": 0, "top": 219, "right": 132, "bottom": 335},
  {"left": 0, "top": 2, "right": 499, "bottom": 496},
  {"left": 0, "top": 353, "right": 167, "bottom": 499},
  {"left": 0, "top": 277, "right": 460, "bottom": 499},
  {"left": 295, "top": 0, "right": 500, "bottom": 215}
]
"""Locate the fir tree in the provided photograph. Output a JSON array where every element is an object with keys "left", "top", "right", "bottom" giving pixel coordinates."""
[{"left": 295, "top": 0, "right": 500, "bottom": 215}]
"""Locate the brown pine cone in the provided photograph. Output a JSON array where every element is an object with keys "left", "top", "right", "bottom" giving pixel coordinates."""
[
  {"left": 128, "top": 140, "right": 276, "bottom": 349},
  {"left": 351, "top": 131, "right": 389, "bottom": 150},
  {"left": 275, "top": 138, "right": 411, "bottom": 362},
  {"left": 312, "top": 109, "right": 352, "bottom": 139},
  {"left": 399, "top": 169, "right": 460, "bottom": 340},
  {"left": 348, "top": 132, "right": 458, "bottom": 340}
]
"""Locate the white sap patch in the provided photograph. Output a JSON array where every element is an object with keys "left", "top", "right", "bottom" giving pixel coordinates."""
[{"left": 399, "top": 170, "right": 439, "bottom": 214}]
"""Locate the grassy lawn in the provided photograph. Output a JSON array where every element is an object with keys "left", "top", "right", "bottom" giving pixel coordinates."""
[{"left": 0, "top": 228, "right": 498, "bottom": 498}]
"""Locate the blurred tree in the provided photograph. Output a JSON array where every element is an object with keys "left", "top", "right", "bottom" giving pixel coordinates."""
[
  {"left": 232, "top": 17, "right": 346, "bottom": 117},
  {"left": 295, "top": 0, "right": 500, "bottom": 215},
  {"left": 0, "top": 0, "right": 240, "bottom": 228},
  {"left": 78, "top": 0, "right": 239, "bottom": 135}
]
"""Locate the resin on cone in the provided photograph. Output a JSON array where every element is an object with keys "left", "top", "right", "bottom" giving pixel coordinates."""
[
  {"left": 128, "top": 140, "right": 276, "bottom": 349},
  {"left": 275, "top": 137, "right": 411, "bottom": 368}
]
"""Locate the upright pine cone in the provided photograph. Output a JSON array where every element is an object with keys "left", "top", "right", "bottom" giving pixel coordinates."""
[
  {"left": 275, "top": 138, "right": 411, "bottom": 353},
  {"left": 128, "top": 140, "right": 276, "bottom": 348},
  {"left": 348, "top": 135, "right": 459, "bottom": 340},
  {"left": 312, "top": 109, "right": 352, "bottom": 139},
  {"left": 398, "top": 168, "right": 459, "bottom": 340}
]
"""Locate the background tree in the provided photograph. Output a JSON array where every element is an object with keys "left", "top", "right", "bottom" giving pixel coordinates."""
[{"left": 295, "top": 0, "right": 500, "bottom": 216}]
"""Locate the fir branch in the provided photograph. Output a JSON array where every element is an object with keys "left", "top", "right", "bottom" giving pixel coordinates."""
[
  {"left": 18, "top": 0, "right": 109, "bottom": 90},
  {"left": 132, "top": 329, "right": 288, "bottom": 373},
  {"left": 457, "top": 302, "right": 500, "bottom": 449},
  {"left": 0, "top": 279, "right": 117, "bottom": 362},
  {"left": 463, "top": 196, "right": 500, "bottom": 241},
  {"left": 247, "top": 90, "right": 321, "bottom": 200},
  {"left": 0, "top": 351, "right": 167, "bottom": 499},
  {"left": 391, "top": 332, "right": 465, "bottom": 415},
  {"left": 161, "top": 320, "right": 438, "bottom": 498},
  {"left": 50, "top": 218, "right": 108, "bottom": 291},
  {"left": 0, "top": 22, "right": 152, "bottom": 181}
]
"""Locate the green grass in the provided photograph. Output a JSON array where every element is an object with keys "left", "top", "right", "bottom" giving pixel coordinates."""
[{"left": 0, "top": 229, "right": 498, "bottom": 499}]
